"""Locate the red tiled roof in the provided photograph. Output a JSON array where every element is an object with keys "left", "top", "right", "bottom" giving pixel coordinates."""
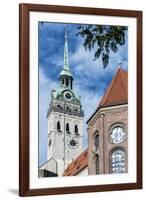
[
  {"left": 63, "top": 149, "right": 88, "bottom": 176},
  {"left": 99, "top": 68, "right": 128, "bottom": 107},
  {"left": 87, "top": 67, "right": 128, "bottom": 124}
]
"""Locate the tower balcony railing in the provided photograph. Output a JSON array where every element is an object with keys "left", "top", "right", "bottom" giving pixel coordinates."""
[{"left": 47, "top": 105, "right": 84, "bottom": 117}]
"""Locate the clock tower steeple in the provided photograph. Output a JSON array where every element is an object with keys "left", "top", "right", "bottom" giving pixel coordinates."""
[{"left": 46, "top": 30, "right": 84, "bottom": 176}]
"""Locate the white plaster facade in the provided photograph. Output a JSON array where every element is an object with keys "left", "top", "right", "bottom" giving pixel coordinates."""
[{"left": 47, "top": 102, "right": 84, "bottom": 176}]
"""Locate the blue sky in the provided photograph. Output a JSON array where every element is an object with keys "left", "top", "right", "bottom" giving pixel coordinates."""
[{"left": 38, "top": 22, "right": 128, "bottom": 166}]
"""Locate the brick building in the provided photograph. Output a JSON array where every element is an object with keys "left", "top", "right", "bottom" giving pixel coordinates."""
[{"left": 87, "top": 67, "right": 128, "bottom": 175}]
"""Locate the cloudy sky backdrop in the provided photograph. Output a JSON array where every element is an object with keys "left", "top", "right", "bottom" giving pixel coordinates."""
[{"left": 38, "top": 22, "right": 128, "bottom": 166}]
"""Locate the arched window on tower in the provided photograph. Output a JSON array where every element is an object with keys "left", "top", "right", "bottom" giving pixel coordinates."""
[
  {"left": 66, "top": 78, "right": 69, "bottom": 87},
  {"left": 75, "top": 125, "right": 79, "bottom": 135},
  {"left": 66, "top": 123, "right": 70, "bottom": 133},
  {"left": 70, "top": 80, "right": 72, "bottom": 89},
  {"left": 57, "top": 121, "right": 61, "bottom": 132},
  {"left": 110, "top": 149, "right": 126, "bottom": 173}
]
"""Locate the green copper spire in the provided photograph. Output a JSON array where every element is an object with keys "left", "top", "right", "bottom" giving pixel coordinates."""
[
  {"left": 64, "top": 30, "right": 70, "bottom": 70},
  {"left": 53, "top": 30, "right": 81, "bottom": 101},
  {"left": 59, "top": 30, "right": 73, "bottom": 78}
]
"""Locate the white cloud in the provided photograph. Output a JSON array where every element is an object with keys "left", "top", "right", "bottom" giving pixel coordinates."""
[
  {"left": 39, "top": 66, "right": 49, "bottom": 85},
  {"left": 70, "top": 39, "right": 128, "bottom": 80}
]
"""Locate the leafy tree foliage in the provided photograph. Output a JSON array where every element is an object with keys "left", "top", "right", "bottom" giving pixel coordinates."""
[{"left": 76, "top": 25, "right": 127, "bottom": 68}]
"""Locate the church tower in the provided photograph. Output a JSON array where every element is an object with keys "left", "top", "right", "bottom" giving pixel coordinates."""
[{"left": 46, "top": 31, "right": 84, "bottom": 176}]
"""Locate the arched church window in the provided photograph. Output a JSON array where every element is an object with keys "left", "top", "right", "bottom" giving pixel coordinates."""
[
  {"left": 94, "top": 134, "right": 99, "bottom": 149},
  {"left": 75, "top": 125, "right": 79, "bottom": 135},
  {"left": 111, "top": 149, "right": 126, "bottom": 173},
  {"left": 92, "top": 131, "right": 99, "bottom": 152},
  {"left": 95, "top": 154, "right": 99, "bottom": 174},
  {"left": 66, "top": 123, "right": 70, "bottom": 133},
  {"left": 57, "top": 121, "right": 61, "bottom": 132}
]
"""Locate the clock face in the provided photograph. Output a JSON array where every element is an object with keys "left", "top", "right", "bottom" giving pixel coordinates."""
[
  {"left": 67, "top": 137, "right": 79, "bottom": 149},
  {"left": 111, "top": 126, "right": 126, "bottom": 144},
  {"left": 64, "top": 91, "right": 72, "bottom": 101}
]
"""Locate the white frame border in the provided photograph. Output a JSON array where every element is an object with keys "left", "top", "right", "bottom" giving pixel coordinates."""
[{"left": 29, "top": 11, "right": 137, "bottom": 189}]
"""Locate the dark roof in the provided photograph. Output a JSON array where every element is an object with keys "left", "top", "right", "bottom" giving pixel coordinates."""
[
  {"left": 63, "top": 149, "right": 88, "bottom": 176},
  {"left": 87, "top": 68, "right": 128, "bottom": 124}
]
